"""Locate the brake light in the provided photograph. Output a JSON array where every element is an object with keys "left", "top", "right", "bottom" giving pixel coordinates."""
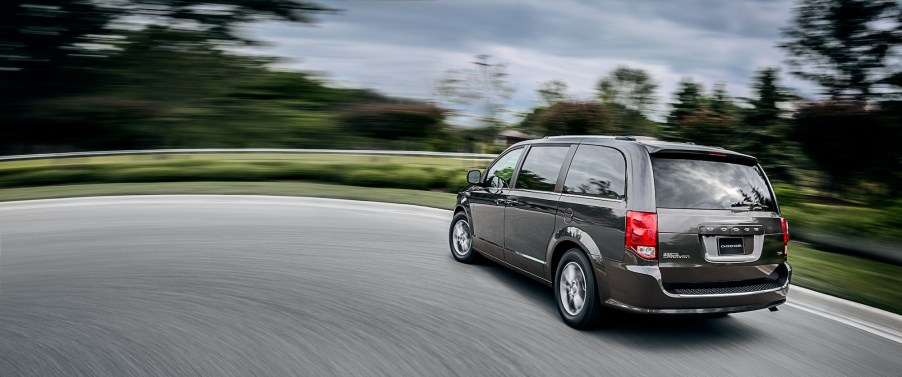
[
  {"left": 626, "top": 211, "right": 657, "bottom": 259},
  {"left": 708, "top": 151, "right": 727, "bottom": 157},
  {"left": 781, "top": 217, "right": 790, "bottom": 255}
]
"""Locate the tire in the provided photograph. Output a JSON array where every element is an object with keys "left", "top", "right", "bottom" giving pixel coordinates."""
[
  {"left": 449, "top": 212, "right": 479, "bottom": 263},
  {"left": 554, "top": 248, "right": 604, "bottom": 329}
]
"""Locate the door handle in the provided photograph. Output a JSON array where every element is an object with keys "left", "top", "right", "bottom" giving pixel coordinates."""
[
  {"left": 506, "top": 198, "right": 519, "bottom": 206},
  {"left": 495, "top": 198, "right": 506, "bottom": 205}
]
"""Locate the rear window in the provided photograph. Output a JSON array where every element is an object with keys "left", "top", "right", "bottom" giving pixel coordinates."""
[
  {"left": 651, "top": 157, "right": 775, "bottom": 211},
  {"left": 563, "top": 145, "right": 626, "bottom": 200}
]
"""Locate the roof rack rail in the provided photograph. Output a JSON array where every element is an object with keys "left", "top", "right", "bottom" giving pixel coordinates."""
[
  {"left": 544, "top": 135, "right": 617, "bottom": 139},
  {"left": 614, "top": 136, "right": 636, "bottom": 141}
]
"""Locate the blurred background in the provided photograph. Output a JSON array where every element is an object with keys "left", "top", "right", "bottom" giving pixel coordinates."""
[{"left": 0, "top": 1, "right": 900, "bottom": 303}]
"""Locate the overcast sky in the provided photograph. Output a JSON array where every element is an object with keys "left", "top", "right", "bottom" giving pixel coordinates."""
[{"left": 245, "top": 0, "right": 812, "bottom": 123}]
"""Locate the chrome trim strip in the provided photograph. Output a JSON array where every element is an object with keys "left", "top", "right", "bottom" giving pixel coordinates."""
[
  {"left": 509, "top": 188, "right": 562, "bottom": 195},
  {"left": 514, "top": 251, "right": 546, "bottom": 265},
  {"left": 604, "top": 298, "right": 785, "bottom": 314},
  {"left": 475, "top": 247, "right": 552, "bottom": 284},
  {"left": 558, "top": 192, "right": 625, "bottom": 203}
]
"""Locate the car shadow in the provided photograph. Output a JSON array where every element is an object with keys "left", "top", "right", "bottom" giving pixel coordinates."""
[{"left": 473, "top": 259, "right": 765, "bottom": 349}]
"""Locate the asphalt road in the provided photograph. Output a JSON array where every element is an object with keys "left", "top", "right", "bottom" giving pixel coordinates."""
[{"left": 0, "top": 196, "right": 899, "bottom": 377}]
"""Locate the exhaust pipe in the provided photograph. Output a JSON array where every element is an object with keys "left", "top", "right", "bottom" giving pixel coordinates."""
[{"left": 769, "top": 306, "right": 779, "bottom": 312}]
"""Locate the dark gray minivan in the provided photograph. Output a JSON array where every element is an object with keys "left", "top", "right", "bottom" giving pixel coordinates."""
[{"left": 449, "top": 136, "right": 791, "bottom": 329}]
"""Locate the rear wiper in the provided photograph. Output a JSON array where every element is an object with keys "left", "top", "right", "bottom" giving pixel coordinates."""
[{"left": 730, "top": 200, "right": 764, "bottom": 211}]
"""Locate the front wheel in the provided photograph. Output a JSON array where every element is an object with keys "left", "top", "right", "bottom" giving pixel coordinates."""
[
  {"left": 449, "top": 212, "right": 479, "bottom": 263},
  {"left": 554, "top": 249, "right": 604, "bottom": 329}
]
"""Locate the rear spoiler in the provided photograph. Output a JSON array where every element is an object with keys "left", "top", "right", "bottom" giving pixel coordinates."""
[{"left": 649, "top": 149, "right": 758, "bottom": 165}]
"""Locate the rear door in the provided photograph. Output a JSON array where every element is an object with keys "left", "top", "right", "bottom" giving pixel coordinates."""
[
  {"left": 651, "top": 154, "right": 787, "bottom": 284},
  {"left": 556, "top": 145, "right": 629, "bottom": 264},
  {"left": 503, "top": 144, "right": 571, "bottom": 276}
]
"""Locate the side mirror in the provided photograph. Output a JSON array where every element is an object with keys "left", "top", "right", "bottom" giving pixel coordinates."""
[{"left": 467, "top": 170, "right": 482, "bottom": 185}]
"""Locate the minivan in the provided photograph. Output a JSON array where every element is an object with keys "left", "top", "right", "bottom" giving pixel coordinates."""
[{"left": 448, "top": 136, "right": 791, "bottom": 329}]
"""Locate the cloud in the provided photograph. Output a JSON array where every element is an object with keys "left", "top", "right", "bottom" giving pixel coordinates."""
[{"left": 244, "top": 0, "right": 811, "bottom": 124}]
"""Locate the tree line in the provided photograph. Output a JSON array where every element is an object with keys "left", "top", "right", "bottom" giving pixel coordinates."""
[
  {"left": 0, "top": 0, "right": 451, "bottom": 153},
  {"left": 492, "top": 0, "right": 900, "bottom": 198},
  {"left": 1, "top": 0, "right": 899, "bottom": 198}
]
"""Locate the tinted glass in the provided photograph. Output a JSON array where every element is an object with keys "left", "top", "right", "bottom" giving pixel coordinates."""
[
  {"left": 485, "top": 147, "right": 523, "bottom": 188},
  {"left": 515, "top": 146, "right": 570, "bottom": 192},
  {"left": 563, "top": 145, "right": 626, "bottom": 200},
  {"left": 652, "top": 157, "right": 775, "bottom": 210}
]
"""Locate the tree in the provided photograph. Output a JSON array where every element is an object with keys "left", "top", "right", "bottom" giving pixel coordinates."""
[
  {"left": 436, "top": 55, "right": 515, "bottom": 126},
  {"left": 597, "top": 66, "right": 658, "bottom": 115},
  {"left": 341, "top": 103, "right": 446, "bottom": 140},
  {"left": 517, "top": 107, "right": 547, "bottom": 136},
  {"left": 794, "top": 101, "right": 900, "bottom": 195},
  {"left": 662, "top": 79, "right": 706, "bottom": 141},
  {"left": 596, "top": 66, "right": 659, "bottom": 136},
  {"left": 675, "top": 83, "right": 740, "bottom": 148},
  {"left": 537, "top": 80, "right": 569, "bottom": 106},
  {"left": 709, "top": 83, "right": 735, "bottom": 116},
  {"left": 745, "top": 69, "right": 793, "bottom": 126},
  {"left": 779, "top": 0, "right": 901, "bottom": 100},
  {"left": 677, "top": 110, "right": 739, "bottom": 149},
  {"left": 534, "top": 101, "right": 613, "bottom": 135},
  {"left": 735, "top": 68, "right": 801, "bottom": 182},
  {"left": 0, "top": 0, "right": 332, "bottom": 153}
]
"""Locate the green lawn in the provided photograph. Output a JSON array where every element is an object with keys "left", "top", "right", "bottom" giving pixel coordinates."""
[
  {"left": 0, "top": 153, "right": 490, "bottom": 192},
  {"left": 0, "top": 181, "right": 458, "bottom": 210},
  {"left": 1, "top": 152, "right": 493, "bottom": 169},
  {"left": 788, "top": 243, "right": 902, "bottom": 314},
  {"left": 774, "top": 183, "right": 902, "bottom": 243}
]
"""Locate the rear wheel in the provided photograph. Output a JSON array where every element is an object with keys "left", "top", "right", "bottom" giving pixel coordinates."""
[
  {"left": 554, "top": 249, "right": 604, "bottom": 329},
  {"left": 449, "top": 212, "right": 479, "bottom": 263}
]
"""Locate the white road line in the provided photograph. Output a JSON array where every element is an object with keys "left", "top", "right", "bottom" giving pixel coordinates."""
[{"left": 785, "top": 302, "right": 902, "bottom": 344}]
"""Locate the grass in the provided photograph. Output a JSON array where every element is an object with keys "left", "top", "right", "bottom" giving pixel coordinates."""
[
  {"left": 781, "top": 203, "right": 902, "bottom": 243},
  {"left": 774, "top": 183, "right": 902, "bottom": 243},
  {"left": 789, "top": 243, "right": 902, "bottom": 314},
  {"left": 0, "top": 181, "right": 458, "bottom": 209},
  {"left": 1, "top": 153, "right": 493, "bottom": 169},
  {"left": 0, "top": 157, "right": 482, "bottom": 192}
]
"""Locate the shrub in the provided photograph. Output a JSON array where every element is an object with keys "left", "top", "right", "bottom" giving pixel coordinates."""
[
  {"left": 445, "top": 171, "right": 471, "bottom": 191},
  {"left": 342, "top": 169, "right": 396, "bottom": 187},
  {"left": 0, "top": 168, "right": 99, "bottom": 187},
  {"left": 394, "top": 169, "right": 433, "bottom": 190},
  {"left": 340, "top": 103, "right": 446, "bottom": 140},
  {"left": 100, "top": 167, "right": 196, "bottom": 182}
]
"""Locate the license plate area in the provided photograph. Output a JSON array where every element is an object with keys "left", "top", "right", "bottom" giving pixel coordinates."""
[{"left": 717, "top": 237, "right": 745, "bottom": 256}]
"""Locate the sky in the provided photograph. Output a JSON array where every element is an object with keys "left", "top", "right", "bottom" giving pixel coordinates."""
[{"left": 245, "top": 0, "right": 813, "bottom": 124}]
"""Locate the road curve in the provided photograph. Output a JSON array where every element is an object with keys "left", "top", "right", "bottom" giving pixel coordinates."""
[{"left": 0, "top": 196, "right": 899, "bottom": 377}]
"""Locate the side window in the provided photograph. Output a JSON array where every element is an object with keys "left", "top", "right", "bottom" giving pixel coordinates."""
[
  {"left": 515, "top": 146, "right": 570, "bottom": 192},
  {"left": 563, "top": 145, "right": 626, "bottom": 200},
  {"left": 485, "top": 147, "right": 524, "bottom": 188}
]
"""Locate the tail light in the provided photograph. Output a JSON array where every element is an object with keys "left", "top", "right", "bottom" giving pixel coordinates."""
[
  {"left": 781, "top": 217, "right": 790, "bottom": 255},
  {"left": 626, "top": 211, "right": 657, "bottom": 259}
]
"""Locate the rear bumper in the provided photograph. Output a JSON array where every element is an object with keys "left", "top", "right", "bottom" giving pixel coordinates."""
[{"left": 599, "top": 259, "right": 791, "bottom": 314}]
